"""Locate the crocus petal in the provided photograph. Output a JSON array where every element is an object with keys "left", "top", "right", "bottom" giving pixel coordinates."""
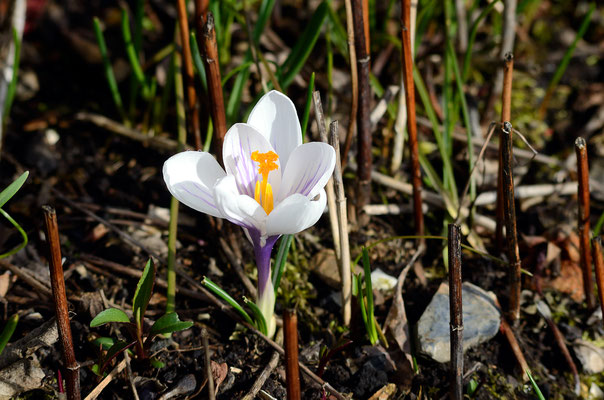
[
  {"left": 214, "top": 175, "right": 267, "bottom": 235},
  {"left": 223, "top": 123, "right": 281, "bottom": 198},
  {"left": 247, "top": 90, "right": 302, "bottom": 169},
  {"left": 277, "top": 142, "right": 335, "bottom": 201},
  {"left": 266, "top": 189, "right": 327, "bottom": 236},
  {"left": 163, "top": 151, "right": 225, "bottom": 218}
]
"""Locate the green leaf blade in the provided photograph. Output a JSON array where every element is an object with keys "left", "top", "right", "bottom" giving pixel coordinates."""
[
  {"left": 132, "top": 259, "right": 156, "bottom": 329},
  {"left": 0, "top": 171, "right": 28, "bottom": 209},
  {"left": 90, "top": 308, "right": 131, "bottom": 327},
  {"left": 149, "top": 313, "right": 194, "bottom": 336}
]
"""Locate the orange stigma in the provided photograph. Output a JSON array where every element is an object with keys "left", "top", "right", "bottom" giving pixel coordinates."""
[{"left": 251, "top": 150, "right": 279, "bottom": 214}]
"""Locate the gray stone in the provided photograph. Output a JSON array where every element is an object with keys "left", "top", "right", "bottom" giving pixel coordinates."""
[{"left": 417, "top": 282, "right": 501, "bottom": 363}]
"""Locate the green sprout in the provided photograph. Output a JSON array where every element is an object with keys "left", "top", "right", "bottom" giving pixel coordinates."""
[{"left": 90, "top": 259, "right": 193, "bottom": 375}]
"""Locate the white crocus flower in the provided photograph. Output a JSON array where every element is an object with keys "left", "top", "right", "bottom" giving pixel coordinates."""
[{"left": 163, "top": 90, "right": 336, "bottom": 337}]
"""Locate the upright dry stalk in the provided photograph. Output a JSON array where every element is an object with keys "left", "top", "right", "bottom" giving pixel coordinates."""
[
  {"left": 329, "top": 121, "right": 352, "bottom": 326},
  {"left": 194, "top": 0, "right": 209, "bottom": 34},
  {"left": 43, "top": 206, "right": 80, "bottom": 400},
  {"left": 592, "top": 237, "right": 604, "bottom": 324},
  {"left": 448, "top": 224, "right": 463, "bottom": 400},
  {"left": 203, "top": 13, "right": 227, "bottom": 164},
  {"left": 575, "top": 137, "right": 594, "bottom": 309},
  {"left": 501, "top": 122, "right": 521, "bottom": 322},
  {"left": 401, "top": 0, "right": 423, "bottom": 238},
  {"left": 202, "top": 329, "right": 216, "bottom": 400},
  {"left": 351, "top": 0, "right": 372, "bottom": 218},
  {"left": 284, "top": 309, "right": 301, "bottom": 400},
  {"left": 176, "top": 0, "right": 202, "bottom": 150},
  {"left": 313, "top": 92, "right": 341, "bottom": 260},
  {"left": 496, "top": 53, "right": 514, "bottom": 251},
  {"left": 341, "top": 0, "right": 358, "bottom": 168}
]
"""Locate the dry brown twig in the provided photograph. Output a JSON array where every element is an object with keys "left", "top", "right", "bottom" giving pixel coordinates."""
[
  {"left": 284, "top": 309, "right": 301, "bottom": 400},
  {"left": 400, "top": 0, "right": 424, "bottom": 241},
  {"left": 448, "top": 224, "right": 463, "bottom": 400},
  {"left": 496, "top": 53, "right": 514, "bottom": 251},
  {"left": 329, "top": 120, "right": 352, "bottom": 327},
  {"left": 575, "top": 137, "right": 594, "bottom": 309},
  {"left": 341, "top": 0, "right": 358, "bottom": 168},
  {"left": 202, "top": 13, "right": 227, "bottom": 163},
  {"left": 351, "top": 0, "right": 372, "bottom": 221},
  {"left": 43, "top": 206, "right": 81, "bottom": 400},
  {"left": 175, "top": 0, "right": 202, "bottom": 150},
  {"left": 593, "top": 237, "right": 604, "bottom": 326},
  {"left": 501, "top": 123, "right": 522, "bottom": 322}
]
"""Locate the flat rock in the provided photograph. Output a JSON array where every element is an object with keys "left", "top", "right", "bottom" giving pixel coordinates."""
[{"left": 417, "top": 282, "right": 501, "bottom": 363}]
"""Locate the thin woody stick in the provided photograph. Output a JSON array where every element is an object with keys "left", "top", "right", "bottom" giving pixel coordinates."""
[
  {"left": 330, "top": 121, "right": 352, "bottom": 326},
  {"left": 313, "top": 92, "right": 341, "bottom": 261},
  {"left": 575, "top": 137, "right": 594, "bottom": 309},
  {"left": 448, "top": 224, "right": 463, "bottom": 400},
  {"left": 43, "top": 206, "right": 80, "bottom": 400},
  {"left": 351, "top": 0, "right": 372, "bottom": 220},
  {"left": 284, "top": 309, "right": 301, "bottom": 400},
  {"left": 203, "top": 13, "right": 227, "bottom": 164},
  {"left": 175, "top": 0, "right": 203, "bottom": 150},
  {"left": 341, "top": 0, "right": 358, "bottom": 169},
  {"left": 401, "top": 0, "right": 424, "bottom": 240},
  {"left": 496, "top": 53, "right": 514, "bottom": 251},
  {"left": 501, "top": 122, "right": 521, "bottom": 322},
  {"left": 593, "top": 237, "right": 604, "bottom": 326}
]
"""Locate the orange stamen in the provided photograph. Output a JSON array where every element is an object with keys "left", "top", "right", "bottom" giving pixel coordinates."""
[{"left": 251, "top": 151, "right": 279, "bottom": 214}]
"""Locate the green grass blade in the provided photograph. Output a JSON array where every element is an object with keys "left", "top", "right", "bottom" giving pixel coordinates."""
[
  {"left": 93, "top": 18, "right": 127, "bottom": 122},
  {"left": 201, "top": 277, "right": 254, "bottom": 325},
  {"left": 243, "top": 297, "right": 268, "bottom": 335},
  {"left": 226, "top": 0, "right": 275, "bottom": 122},
  {"left": 463, "top": 0, "right": 500, "bottom": 80},
  {"left": 525, "top": 370, "right": 546, "bottom": 400},
  {"left": 133, "top": 0, "right": 144, "bottom": 55},
  {"left": 0, "top": 209, "right": 28, "bottom": 259},
  {"left": 222, "top": 61, "right": 254, "bottom": 87},
  {"left": 413, "top": 66, "right": 458, "bottom": 205},
  {"left": 121, "top": 8, "right": 147, "bottom": 91},
  {"left": 594, "top": 210, "right": 604, "bottom": 237},
  {"left": 0, "top": 314, "right": 18, "bottom": 354},
  {"left": 447, "top": 40, "right": 475, "bottom": 201},
  {"left": 361, "top": 248, "right": 378, "bottom": 344},
  {"left": 326, "top": 3, "right": 349, "bottom": 59},
  {"left": 190, "top": 32, "right": 208, "bottom": 92},
  {"left": 301, "top": 73, "right": 315, "bottom": 141},
  {"left": 540, "top": 3, "right": 595, "bottom": 116},
  {"left": 272, "top": 234, "right": 293, "bottom": 294},
  {"left": 2, "top": 28, "right": 21, "bottom": 120},
  {"left": 0, "top": 171, "right": 28, "bottom": 209},
  {"left": 279, "top": 1, "right": 328, "bottom": 89}
]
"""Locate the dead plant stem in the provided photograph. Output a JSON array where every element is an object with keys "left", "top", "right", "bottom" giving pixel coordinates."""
[
  {"left": 43, "top": 206, "right": 81, "bottom": 400},
  {"left": 284, "top": 309, "right": 301, "bottom": 400},
  {"left": 575, "top": 137, "right": 594, "bottom": 308},
  {"left": 203, "top": 13, "right": 227, "bottom": 163},
  {"left": 341, "top": 0, "right": 358, "bottom": 168},
  {"left": 592, "top": 237, "right": 604, "bottom": 327},
  {"left": 351, "top": 0, "right": 372, "bottom": 220},
  {"left": 175, "top": 0, "right": 202, "bottom": 150},
  {"left": 448, "top": 224, "right": 463, "bottom": 400},
  {"left": 496, "top": 53, "right": 514, "bottom": 251},
  {"left": 501, "top": 123, "right": 521, "bottom": 322},
  {"left": 330, "top": 120, "right": 352, "bottom": 326},
  {"left": 401, "top": 0, "right": 424, "bottom": 240},
  {"left": 313, "top": 92, "right": 341, "bottom": 260}
]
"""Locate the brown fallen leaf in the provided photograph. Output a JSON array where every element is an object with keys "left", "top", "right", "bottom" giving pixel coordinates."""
[{"left": 211, "top": 360, "right": 228, "bottom": 394}]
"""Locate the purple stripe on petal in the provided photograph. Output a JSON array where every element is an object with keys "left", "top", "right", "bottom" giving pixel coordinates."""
[
  {"left": 299, "top": 157, "right": 325, "bottom": 196},
  {"left": 181, "top": 184, "right": 218, "bottom": 210}
]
